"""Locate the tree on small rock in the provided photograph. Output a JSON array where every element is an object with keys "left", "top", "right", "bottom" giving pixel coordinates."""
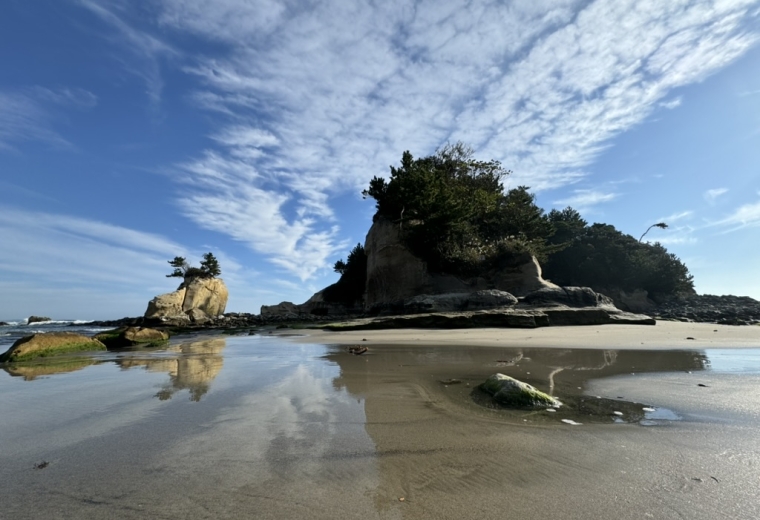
[
  {"left": 167, "top": 253, "right": 221, "bottom": 279},
  {"left": 200, "top": 252, "right": 221, "bottom": 278}
]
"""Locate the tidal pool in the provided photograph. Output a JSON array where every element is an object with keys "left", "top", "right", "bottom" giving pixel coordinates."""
[{"left": 1, "top": 335, "right": 759, "bottom": 519}]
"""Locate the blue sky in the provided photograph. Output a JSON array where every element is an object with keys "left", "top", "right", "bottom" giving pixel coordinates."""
[{"left": 1, "top": 0, "right": 760, "bottom": 320}]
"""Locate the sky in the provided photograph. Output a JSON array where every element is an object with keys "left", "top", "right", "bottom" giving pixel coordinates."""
[{"left": 1, "top": 0, "right": 760, "bottom": 320}]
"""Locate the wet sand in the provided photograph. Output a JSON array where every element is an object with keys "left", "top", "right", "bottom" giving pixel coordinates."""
[
  {"left": 295, "top": 320, "right": 760, "bottom": 349},
  {"left": 1, "top": 324, "right": 759, "bottom": 519}
]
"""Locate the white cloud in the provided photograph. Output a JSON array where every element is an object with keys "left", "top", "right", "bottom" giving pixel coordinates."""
[
  {"left": 659, "top": 97, "right": 683, "bottom": 110},
  {"left": 553, "top": 189, "right": 618, "bottom": 210},
  {"left": 658, "top": 210, "right": 694, "bottom": 223},
  {"left": 79, "top": 0, "right": 760, "bottom": 281},
  {"left": 0, "top": 87, "right": 97, "bottom": 150},
  {"left": 713, "top": 199, "right": 760, "bottom": 231},
  {"left": 76, "top": 0, "right": 177, "bottom": 104},
  {"left": 0, "top": 206, "right": 185, "bottom": 286},
  {"left": 704, "top": 187, "right": 729, "bottom": 203}
]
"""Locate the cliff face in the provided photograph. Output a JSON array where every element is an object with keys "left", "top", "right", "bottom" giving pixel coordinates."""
[
  {"left": 260, "top": 218, "right": 564, "bottom": 317},
  {"left": 145, "top": 277, "right": 229, "bottom": 323},
  {"left": 363, "top": 217, "right": 557, "bottom": 311}
]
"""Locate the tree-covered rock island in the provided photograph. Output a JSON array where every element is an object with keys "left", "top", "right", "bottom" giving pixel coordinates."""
[{"left": 262, "top": 143, "right": 694, "bottom": 327}]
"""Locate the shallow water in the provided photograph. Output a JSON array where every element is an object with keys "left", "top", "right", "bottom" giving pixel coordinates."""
[{"left": 2, "top": 336, "right": 760, "bottom": 519}]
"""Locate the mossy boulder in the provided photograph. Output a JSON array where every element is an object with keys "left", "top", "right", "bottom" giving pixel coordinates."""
[
  {"left": 94, "top": 327, "right": 169, "bottom": 348},
  {"left": 481, "top": 373, "right": 561, "bottom": 408},
  {"left": 0, "top": 332, "right": 106, "bottom": 363}
]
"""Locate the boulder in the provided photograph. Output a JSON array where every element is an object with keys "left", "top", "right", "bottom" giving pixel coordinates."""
[
  {"left": 403, "top": 290, "right": 518, "bottom": 313},
  {"left": 27, "top": 316, "right": 51, "bottom": 324},
  {"left": 522, "top": 286, "right": 615, "bottom": 308},
  {"left": 145, "top": 277, "right": 228, "bottom": 322},
  {"left": 0, "top": 322, "right": 8, "bottom": 326},
  {"left": 491, "top": 253, "right": 559, "bottom": 296},
  {"left": 182, "top": 277, "right": 228, "bottom": 317},
  {"left": 616, "top": 289, "right": 657, "bottom": 313},
  {"left": 466, "top": 289, "right": 519, "bottom": 309},
  {"left": 94, "top": 327, "right": 169, "bottom": 348},
  {"left": 481, "top": 373, "right": 561, "bottom": 408},
  {"left": 0, "top": 332, "right": 106, "bottom": 363},
  {"left": 145, "top": 287, "right": 187, "bottom": 319}
]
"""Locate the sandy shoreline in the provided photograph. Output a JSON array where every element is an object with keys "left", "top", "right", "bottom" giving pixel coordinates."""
[
  {"left": 2, "top": 324, "right": 759, "bottom": 519},
  {"left": 286, "top": 320, "right": 760, "bottom": 349}
]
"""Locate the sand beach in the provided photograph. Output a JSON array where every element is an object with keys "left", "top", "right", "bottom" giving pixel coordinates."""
[{"left": 1, "top": 321, "right": 759, "bottom": 519}]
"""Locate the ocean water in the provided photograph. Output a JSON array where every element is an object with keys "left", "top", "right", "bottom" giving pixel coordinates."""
[{"left": 0, "top": 319, "right": 112, "bottom": 350}]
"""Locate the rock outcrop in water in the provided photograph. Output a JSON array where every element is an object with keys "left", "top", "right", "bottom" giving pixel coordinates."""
[
  {"left": 0, "top": 332, "right": 106, "bottom": 363},
  {"left": 94, "top": 327, "right": 169, "bottom": 348},
  {"left": 145, "top": 277, "right": 229, "bottom": 325},
  {"left": 27, "top": 316, "right": 51, "bottom": 324}
]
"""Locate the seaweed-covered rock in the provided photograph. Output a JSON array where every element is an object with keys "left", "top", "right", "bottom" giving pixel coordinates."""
[
  {"left": 94, "top": 327, "right": 169, "bottom": 348},
  {"left": 481, "top": 373, "right": 561, "bottom": 408},
  {"left": 27, "top": 316, "right": 51, "bottom": 324},
  {"left": 0, "top": 332, "right": 106, "bottom": 363}
]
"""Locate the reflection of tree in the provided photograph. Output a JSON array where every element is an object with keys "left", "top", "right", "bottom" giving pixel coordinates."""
[{"left": 118, "top": 339, "right": 226, "bottom": 402}]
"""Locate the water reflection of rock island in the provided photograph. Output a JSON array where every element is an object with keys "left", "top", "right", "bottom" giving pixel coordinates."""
[
  {"left": 330, "top": 346, "right": 709, "bottom": 399},
  {"left": 327, "top": 346, "right": 711, "bottom": 512},
  {"left": 118, "top": 338, "right": 226, "bottom": 402}
]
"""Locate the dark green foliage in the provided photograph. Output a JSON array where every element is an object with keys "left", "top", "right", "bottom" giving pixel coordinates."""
[
  {"left": 363, "top": 143, "right": 555, "bottom": 275},
  {"left": 167, "top": 253, "right": 221, "bottom": 279},
  {"left": 200, "top": 252, "right": 222, "bottom": 277},
  {"left": 542, "top": 215, "right": 694, "bottom": 301},
  {"left": 361, "top": 143, "right": 693, "bottom": 300},
  {"left": 167, "top": 256, "right": 189, "bottom": 278},
  {"left": 323, "top": 243, "right": 367, "bottom": 304}
]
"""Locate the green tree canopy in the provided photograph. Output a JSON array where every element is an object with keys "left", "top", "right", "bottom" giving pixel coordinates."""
[
  {"left": 323, "top": 243, "right": 367, "bottom": 304},
  {"left": 542, "top": 216, "right": 693, "bottom": 300},
  {"left": 363, "top": 143, "right": 555, "bottom": 275},
  {"left": 167, "top": 253, "right": 222, "bottom": 279}
]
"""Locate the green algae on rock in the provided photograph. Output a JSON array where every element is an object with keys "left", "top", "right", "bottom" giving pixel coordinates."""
[
  {"left": 94, "top": 327, "right": 169, "bottom": 348},
  {"left": 481, "top": 373, "right": 561, "bottom": 409},
  {"left": 0, "top": 332, "right": 106, "bottom": 363}
]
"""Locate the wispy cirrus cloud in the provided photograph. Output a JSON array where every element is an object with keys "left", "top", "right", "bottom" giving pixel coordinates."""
[
  {"left": 0, "top": 206, "right": 285, "bottom": 317},
  {"left": 712, "top": 199, "right": 760, "bottom": 231},
  {"left": 0, "top": 87, "right": 97, "bottom": 151},
  {"left": 658, "top": 210, "right": 694, "bottom": 223},
  {"left": 75, "top": 0, "right": 177, "bottom": 105},
  {"left": 553, "top": 189, "right": 619, "bottom": 211},
  {"left": 659, "top": 97, "right": 683, "bottom": 110},
  {"left": 0, "top": 206, "right": 185, "bottom": 287},
  {"left": 704, "top": 187, "right": 729, "bottom": 204}
]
